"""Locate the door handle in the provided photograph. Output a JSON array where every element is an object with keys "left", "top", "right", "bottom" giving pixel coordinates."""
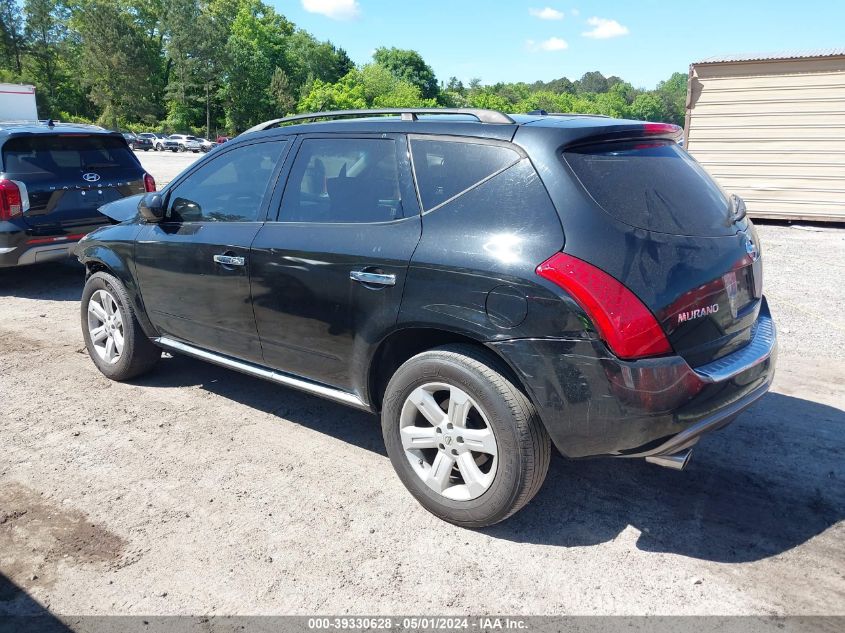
[
  {"left": 350, "top": 270, "right": 396, "bottom": 287},
  {"left": 213, "top": 254, "right": 245, "bottom": 267}
]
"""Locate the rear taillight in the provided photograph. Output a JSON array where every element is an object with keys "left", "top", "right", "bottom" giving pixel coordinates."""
[
  {"left": 536, "top": 252, "right": 673, "bottom": 360},
  {"left": 0, "top": 179, "right": 24, "bottom": 220},
  {"left": 144, "top": 173, "right": 156, "bottom": 192}
]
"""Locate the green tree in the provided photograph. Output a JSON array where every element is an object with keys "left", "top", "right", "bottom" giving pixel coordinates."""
[
  {"left": 574, "top": 70, "right": 608, "bottom": 94},
  {"left": 23, "top": 0, "right": 69, "bottom": 115},
  {"left": 445, "top": 76, "right": 465, "bottom": 94},
  {"left": 287, "top": 29, "right": 353, "bottom": 89},
  {"left": 655, "top": 71, "right": 687, "bottom": 125},
  {"left": 73, "top": 0, "right": 162, "bottom": 128},
  {"left": 219, "top": 0, "right": 293, "bottom": 131},
  {"left": 466, "top": 89, "right": 510, "bottom": 112},
  {"left": 297, "top": 72, "right": 365, "bottom": 112},
  {"left": 630, "top": 93, "right": 665, "bottom": 121},
  {"left": 540, "top": 76, "right": 574, "bottom": 94},
  {"left": 0, "top": 0, "right": 25, "bottom": 73},
  {"left": 372, "top": 47, "right": 438, "bottom": 100},
  {"left": 270, "top": 67, "right": 296, "bottom": 114}
]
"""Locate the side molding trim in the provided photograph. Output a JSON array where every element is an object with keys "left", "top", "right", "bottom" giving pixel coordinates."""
[{"left": 155, "top": 336, "right": 370, "bottom": 410}]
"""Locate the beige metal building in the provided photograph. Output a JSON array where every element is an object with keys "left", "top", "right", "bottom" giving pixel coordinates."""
[{"left": 685, "top": 49, "right": 845, "bottom": 222}]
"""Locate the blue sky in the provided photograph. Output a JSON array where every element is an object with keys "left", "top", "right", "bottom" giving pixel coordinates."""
[{"left": 278, "top": 0, "right": 845, "bottom": 88}]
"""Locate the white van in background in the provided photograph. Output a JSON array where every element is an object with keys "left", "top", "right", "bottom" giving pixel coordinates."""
[{"left": 0, "top": 83, "right": 37, "bottom": 120}]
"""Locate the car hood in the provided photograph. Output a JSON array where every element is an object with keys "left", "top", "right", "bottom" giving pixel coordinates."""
[{"left": 98, "top": 193, "right": 143, "bottom": 223}]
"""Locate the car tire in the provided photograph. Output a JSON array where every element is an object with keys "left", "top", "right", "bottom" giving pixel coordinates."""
[
  {"left": 382, "top": 344, "right": 551, "bottom": 528},
  {"left": 81, "top": 271, "right": 161, "bottom": 381}
]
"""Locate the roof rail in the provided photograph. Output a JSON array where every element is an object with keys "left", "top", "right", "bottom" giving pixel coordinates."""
[{"left": 244, "top": 108, "right": 516, "bottom": 134}]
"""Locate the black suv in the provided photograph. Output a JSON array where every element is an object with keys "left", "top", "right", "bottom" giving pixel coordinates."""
[
  {"left": 75, "top": 108, "right": 777, "bottom": 527},
  {"left": 122, "top": 131, "right": 153, "bottom": 151},
  {"left": 0, "top": 122, "right": 154, "bottom": 267}
]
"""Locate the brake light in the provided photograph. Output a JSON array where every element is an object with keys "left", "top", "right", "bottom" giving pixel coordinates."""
[
  {"left": 144, "top": 173, "right": 156, "bottom": 192},
  {"left": 0, "top": 179, "right": 23, "bottom": 220},
  {"left": 642, "top": 122, "right": 682, "bottom": 138},
  {"left": 536, "top": 252, "right": 673, "bottom": 359}
]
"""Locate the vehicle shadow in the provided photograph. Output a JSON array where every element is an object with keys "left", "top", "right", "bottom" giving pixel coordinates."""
[
  {"left": 137, "top": 355, "right": 844, "bottom": 564},
  {"left": 134, "top": 353, "right": 387, "bottom": 456},
  {"left": 0, "top": 260, "right": 84, "bottom": 302},
  {"left": 485, "top": 392, "right": 844, "bottom": 563},
  {"left": 0, "top": 572, "right": 73, "bottom": 632}
]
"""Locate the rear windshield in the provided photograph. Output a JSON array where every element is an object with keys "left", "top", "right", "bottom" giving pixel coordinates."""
[
  {"left": 563, "top": 141, "right": 732, "bottom": 235},
  {"left": 2, "top": 135, "right": 138, "bottom": 175}
]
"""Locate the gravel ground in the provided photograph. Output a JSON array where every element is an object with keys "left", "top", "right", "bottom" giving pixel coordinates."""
[{"left": 0, "top": 221, "right": 843, "bottom": 617}]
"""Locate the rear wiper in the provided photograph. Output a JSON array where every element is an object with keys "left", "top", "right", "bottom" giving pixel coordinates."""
[{"left": 729, "top": 194, "right": 747, "bottom": 222}]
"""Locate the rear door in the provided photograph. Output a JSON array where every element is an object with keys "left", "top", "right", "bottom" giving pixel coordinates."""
[
  {"left": 134, "top": 138, "right": 289, "bottom": 362},
  {"left": 250, "top": 133, "right": 421, "bottom": 395},
  {"left": 561, "top": 139, "right": 762, "bottom": 365},
  {"left": 1, "top": 133, "right": 146, "bottom": 233}
]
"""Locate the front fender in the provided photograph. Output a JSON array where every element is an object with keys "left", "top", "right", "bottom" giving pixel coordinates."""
[{"left": 76, "top": 227, "right": 158, "bottom": 340}]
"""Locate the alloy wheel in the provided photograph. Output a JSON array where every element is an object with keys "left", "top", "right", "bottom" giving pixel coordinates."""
[
  {"left": 399, "top": 382, "right": 498, "bottom": 501},
  {"left": 87, "top": 289, "right": 124, "bottom": 364}
]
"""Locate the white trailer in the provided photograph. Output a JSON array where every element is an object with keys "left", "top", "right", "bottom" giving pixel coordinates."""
[{"left": 0, "top": 83, "right": 37, "bottom": 121}]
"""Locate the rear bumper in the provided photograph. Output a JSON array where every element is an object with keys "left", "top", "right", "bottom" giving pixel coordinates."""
[
  {"left": 490, "top": 298, "right": 777, "bottom": 458},
  {"left": 0, "top": 224, "right": 97, "bottom": 267}
]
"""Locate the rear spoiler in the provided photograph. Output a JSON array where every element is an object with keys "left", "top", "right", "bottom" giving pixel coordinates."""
[
  {"left": 527, "top": 118, "right": 683, "bottom": 149},
  {"left": 566, "top": 122, "right": 683, "bottom": 149}
]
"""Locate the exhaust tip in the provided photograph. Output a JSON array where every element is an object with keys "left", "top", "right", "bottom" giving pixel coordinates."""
[{"left": 645, "top": 450, "right": 692, "bottom": 471}]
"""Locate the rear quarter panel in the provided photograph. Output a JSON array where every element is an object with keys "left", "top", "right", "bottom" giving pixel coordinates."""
[{"left": 398, "top": 157, "right": 576, "bottom": 341}]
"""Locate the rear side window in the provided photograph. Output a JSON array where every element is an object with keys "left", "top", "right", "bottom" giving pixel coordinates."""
[
  {"left": 279, "top": 138, "right": 402, "bottom": 223},
  {"left": 564, "top": 141, "right": 731, "bottom": 235},
  {"left": 2, "top": 135, "right": 138, "bottom": 174},
  {"left": 410, "top": 139, "right": 520, "bottom": 211}
]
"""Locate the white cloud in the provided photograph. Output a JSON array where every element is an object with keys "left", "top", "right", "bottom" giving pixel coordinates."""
[
  {"left": 529, "top": 7, "right": 564, "bottom": 20},
  {"left": 582, "top": 16, "right": 629, "bottom": 39},
  {"left": 526, "top": 37, "right": 569, "bottom": 52},
  {"left": 301, "top": 0, "right": 361, "bottom": 20}
]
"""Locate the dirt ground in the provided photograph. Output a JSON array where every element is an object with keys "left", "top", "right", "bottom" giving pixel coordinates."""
[{"left": 0, "top": 223, "right": 843, "bottom": 616}]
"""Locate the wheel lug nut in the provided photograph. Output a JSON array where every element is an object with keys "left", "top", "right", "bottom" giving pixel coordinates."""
[
  {"left": 446, "top": 423, "right": 453, "bottom": 430},
  {"left": 457, "top": 437, "right": 464, "bottom": 443},
  {"left": 438, "top": 443, "right": 445, "bottom": 450},
  {"left": 435, "top": 427, "right": 442, "bottom": 434},
  {"left": 451, "top": 449, "right": 458, "bottom": 456}
]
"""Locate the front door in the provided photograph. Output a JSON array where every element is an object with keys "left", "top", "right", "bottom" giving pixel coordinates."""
[
  {"left": 134, "top": 139, "right": 289, "bottom": 361},
  {"left": 250, "top": 134, "right": 421, "bottom": 397}
]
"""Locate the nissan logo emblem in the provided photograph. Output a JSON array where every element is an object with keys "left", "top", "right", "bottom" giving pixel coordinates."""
[{"left": 82, "top": 172, "right": 101, "bottom": 183}]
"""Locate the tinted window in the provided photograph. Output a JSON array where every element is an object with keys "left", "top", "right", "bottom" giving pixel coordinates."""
[
  {"left": 2, "top": 135, "right": 138, "bottom": 175},
  {"left": 280, "top": 138, "right": 402, "bottom": 223},
  {"left": 410, "top": 139, "right": 520, "bottom": 211},
  {"left": 166, "top": 141, "right": 285, "bottom": 222},
  {"left": 564, "top": 141, "right": 732, "bottom": 235}
]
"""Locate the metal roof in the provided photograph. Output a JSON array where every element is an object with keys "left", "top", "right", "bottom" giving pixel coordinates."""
[{"left": 696, "top": 49, "right": 845, "bottom": 64}]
